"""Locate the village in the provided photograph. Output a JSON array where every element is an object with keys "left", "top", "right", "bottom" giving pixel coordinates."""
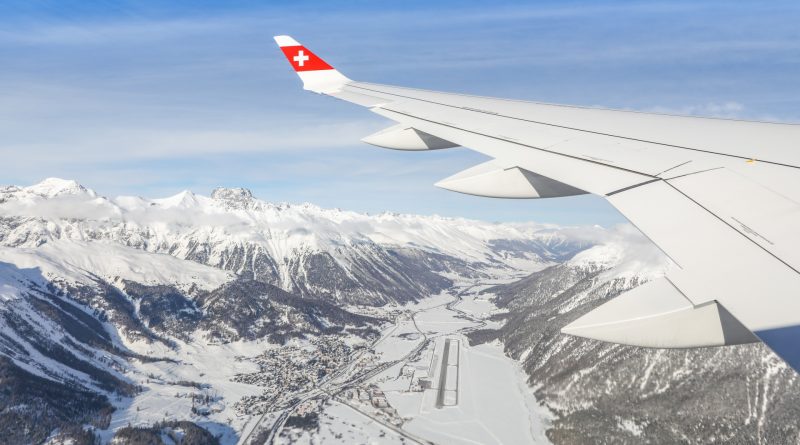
[{"left": 232, "top": 336, "right": 357, "bottom": 415}]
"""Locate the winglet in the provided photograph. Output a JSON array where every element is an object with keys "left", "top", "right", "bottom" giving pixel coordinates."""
[{"left": 273, "top": 35, "right": 350, "bottom": 94}]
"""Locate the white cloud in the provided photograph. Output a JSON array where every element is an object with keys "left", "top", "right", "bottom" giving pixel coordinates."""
[
  {"left": 1, "top": 119, "right": 384, "bottom": 162},
  {"left": 644, "top": 101, "right": 746, "bottom": 119},
  {"left": 1, "top": 2, "right": 798, "bottom": 225}
]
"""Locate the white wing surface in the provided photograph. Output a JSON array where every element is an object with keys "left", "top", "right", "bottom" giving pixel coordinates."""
[{"left": 274, "top": 36, "right": 800, "bottom": 372}]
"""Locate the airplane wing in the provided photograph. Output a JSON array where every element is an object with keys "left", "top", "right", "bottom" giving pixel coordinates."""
[{"left": 273, "top": 35, "right": 800, "bottom": 372}]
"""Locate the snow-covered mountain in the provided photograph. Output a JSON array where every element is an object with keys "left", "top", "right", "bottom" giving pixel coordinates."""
[
  {"left": 471, "top": 229, "right": 800, "bottom": 444},
  {"left": 5, "top": 178, "right": 795, "bottom": 444},
  {"left": 0, "top": 178, "right": 586, "bottom": 306},
  {"left": 0, "top": 178, "right": 596, "bottom": 444},
  {"left": 0, "top": 238, "right": 389, "bottom": 443}
]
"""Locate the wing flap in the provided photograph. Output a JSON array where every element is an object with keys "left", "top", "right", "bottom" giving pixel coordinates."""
[
  {"left": 608, "top": 179, "right": 800, "bottom": 327},
  {"left": 608, "top": 179, "right": 800, "bottom": 370},
  {"left": 668, "top": 167, "right": 800, "bottom": 272}
]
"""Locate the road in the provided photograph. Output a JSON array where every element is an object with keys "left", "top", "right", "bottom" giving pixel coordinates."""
[
  {"left": 334, "top": 398, "right": 436, "bottom": 445},
  {"left": 240, "top": 309, "right": 420, "bottom": 444}
]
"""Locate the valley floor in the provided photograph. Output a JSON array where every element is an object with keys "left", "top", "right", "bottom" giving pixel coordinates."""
[
  {"left": 253, "top": 281, "right": 553, "bottom": 445},
  {"left": 102, "top": 279, "right": 553, "bottom": 445},
  {"left": 371, "top": 291, "right": 552, "bottom": 445}
]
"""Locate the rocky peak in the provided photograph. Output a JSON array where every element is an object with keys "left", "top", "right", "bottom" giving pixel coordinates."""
[{"left": 211, "top": 187, "right": 255, "bottom": 209}]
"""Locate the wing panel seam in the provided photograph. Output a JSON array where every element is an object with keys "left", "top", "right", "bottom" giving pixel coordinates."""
[
  {"left": 380, "top": 107, "right": 656, "bottom": 180},
  {"left": 664, "top": 182, "right": 800, "bottom": 276},
  {"left": 606, "top": 179, "right": 662, "bottom": 196},
  {"left": 350, "top": 84, "right": 799, "bottom": 170}
]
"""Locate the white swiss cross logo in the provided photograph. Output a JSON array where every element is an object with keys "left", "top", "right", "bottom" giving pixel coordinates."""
[{"left": 293, "top": 50, "right": 310, "bottom": 67}]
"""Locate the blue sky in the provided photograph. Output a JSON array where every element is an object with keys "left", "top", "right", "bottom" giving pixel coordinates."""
[{"left": 1, "top": 1, "right": 799, "bottom": 225}]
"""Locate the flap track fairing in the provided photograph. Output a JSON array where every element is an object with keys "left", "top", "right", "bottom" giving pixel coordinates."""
[
  {"left": 561, "top": 278, "right": 758, "bottom": 348},
  {"left": 361, "top": 124, "right": 459, "bottom": 150},
  {"left": 435, "top": 160, "right": 587, "bottom": 199}
]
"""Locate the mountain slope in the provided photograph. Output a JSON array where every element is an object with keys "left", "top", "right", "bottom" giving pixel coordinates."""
[
  {"left": 0, "top": 179, "right": 594, "bottom": 444},
  {"left": 471, "top": 229, "right": 800, "bottom": 444},
  {"left": 0, "top": 240, "right": 390, "bottom": 444}
]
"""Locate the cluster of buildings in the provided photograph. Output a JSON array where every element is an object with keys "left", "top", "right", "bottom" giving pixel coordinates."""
[
  {"left": 403, "top": 341, "right": 438, "bottom": 392},
  {"left": 232, "top": 336, "right": 353, "bottom": 415},
  {"left": 343, "top": 384, "right": 402, "bottom": 426}
]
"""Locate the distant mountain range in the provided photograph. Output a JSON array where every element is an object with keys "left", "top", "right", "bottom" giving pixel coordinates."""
[
  {"left": 0, "top": 178, "right": 590, "bottom": 444},
  {"left": 5, "top": 178, "right": 795, "bottom": 445},
  {"left": 0, "top": 178, "right": 586, "bottom": 305}
]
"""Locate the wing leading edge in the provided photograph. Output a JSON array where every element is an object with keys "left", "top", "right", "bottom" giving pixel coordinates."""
[{"left": 273, "top": 35, "right": 800, "bottom": 372}]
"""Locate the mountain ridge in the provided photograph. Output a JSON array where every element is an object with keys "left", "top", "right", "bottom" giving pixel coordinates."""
[
  {"left": 0, "top": 178, "right": 592, "bottom": 306},
  {"left": 0, "top": 178, "right": 603, "bottom": 444},
  {"left": 469, "top": 239, "right": 800, "bottom": 444},
  {"left": 2, "top": 178, "right": 690, "bottom": 444}
]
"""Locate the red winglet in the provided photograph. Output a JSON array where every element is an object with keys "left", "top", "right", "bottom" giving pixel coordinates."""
[
  {"left": 274, "top": 35, "right": 350, "bottom": 93},
  {"left": 279, "top": 45, "right": 334, "bottom": 72}
]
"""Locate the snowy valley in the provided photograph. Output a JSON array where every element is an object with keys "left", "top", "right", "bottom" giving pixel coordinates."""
[{"left": 0, "top": 178, "right": 798, "bottom": 445}]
